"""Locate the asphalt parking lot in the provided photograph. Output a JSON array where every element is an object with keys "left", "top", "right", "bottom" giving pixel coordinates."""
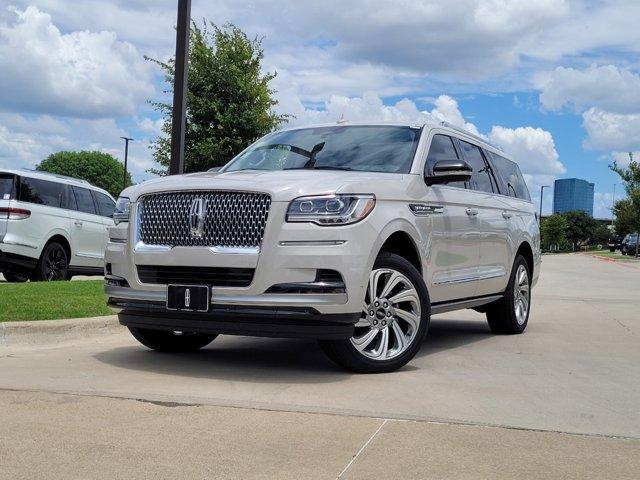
[{"left": 1, "top": 254, "right": 639, "bottom": 479}]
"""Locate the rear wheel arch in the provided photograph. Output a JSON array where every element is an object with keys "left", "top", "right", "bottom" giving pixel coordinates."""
[
  {"left": 44, "top": 234, "right": 72, "bottom": 263},
  {"left": 516, "top": 241, "right": 534, "bottom": 278}
]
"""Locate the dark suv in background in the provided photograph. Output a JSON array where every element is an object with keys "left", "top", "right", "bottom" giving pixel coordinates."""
[{"left": 621, "top": 234, "right": 639, "bottom": 256}]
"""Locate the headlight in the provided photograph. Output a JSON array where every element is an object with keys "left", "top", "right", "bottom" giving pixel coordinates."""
[
  {"left": 113, "top": 197, "right": 131, "bottom": 224},
  {"left": 287, "top": 194, "right": 375, "bottom": 225}
]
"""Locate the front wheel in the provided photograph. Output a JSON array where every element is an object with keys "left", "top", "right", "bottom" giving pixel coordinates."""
[
  {"left": 486, "top": 255, "right": 531, "bottom": 334},
  {"left": 318, "top": 252, "right": 430, "bottom": 373},
  {"left": 128, "top": 327, "right": 217, "bottom": 353}
]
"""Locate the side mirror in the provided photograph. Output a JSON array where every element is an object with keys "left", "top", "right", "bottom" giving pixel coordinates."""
[{"left": 425, "top": 159, "right": 472, "bottom": 185}]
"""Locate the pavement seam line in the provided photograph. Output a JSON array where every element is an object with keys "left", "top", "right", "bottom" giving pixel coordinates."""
[
  {"left": 2, "top": 386, "right": 639, "bottom": 441},
  {"left": 336, "top": 419, "right": 387, "bottom": 479}
]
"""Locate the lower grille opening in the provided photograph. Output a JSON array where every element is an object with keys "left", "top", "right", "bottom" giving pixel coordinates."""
[
  {"left": 265, "top": 269, "right": 345, "bottom": 294},
  {"left": 137, "top": 265, "right": 254, "bottom": 287}
]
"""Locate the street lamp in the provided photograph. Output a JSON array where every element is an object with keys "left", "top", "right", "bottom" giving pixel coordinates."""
[
  {"left": 120, "top": 136, "right": 134, "bottom": 190},
  {"left": 539, "top": 185, "right": 549, "bottom": 221}
]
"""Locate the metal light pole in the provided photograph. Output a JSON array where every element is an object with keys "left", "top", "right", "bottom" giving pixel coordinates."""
[
  {"left": 611, "top": 183, "right": 616, "bottom": 227},
  {"left": 539, "top": 185, "right": 549, "bottom": 221},
  {"left": 169, "top": 0, "right": 192, "bottom": 175},
  {"left": 120, "top": 136, "right": 134, "bottom": 189}
]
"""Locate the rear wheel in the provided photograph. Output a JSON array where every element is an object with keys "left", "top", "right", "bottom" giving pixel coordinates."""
[
  {"left": 486, "top": 255, "right": 531, "bottom": 334},
  {"left": 2, "top": 271, "right": 30, "bottom": 282},
  {"left": 32, "top": 242, "right": 69, "bottom": 281},
  {"left": 128, "top": 327, "right": 217, "bottom": 353},
  {"left": 318, "top": 252, "right": 430, "bottom": 373}
]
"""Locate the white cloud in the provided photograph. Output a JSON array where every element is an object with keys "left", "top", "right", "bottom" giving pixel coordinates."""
[
  {"left": 0, "top": 113, "right": 155, "bottom": 183},
  {"left": 488, "top": 126, "right": 565, "bottom": 176},
  {"left": 537, "top": 65, "right": 640, "bottom": 114},
  {"left": 582, "top": 108, "right": 640, "bottom": 152},
  {"left": 0, "top": 6, "right": 154, "bottom": 118},
  {"left": 610, "top": 151, "right": 639, "bottom": 167}
]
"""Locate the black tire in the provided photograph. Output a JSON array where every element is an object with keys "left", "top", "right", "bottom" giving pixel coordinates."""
[
  {"left": 486, "top": 255, "right": 531, "bottom": 335},
  {"left": 32, "top": 242, "right": 69, "bottom": 281},
  {"left": 2, "top": 271, "right": 30, "bottom": 282},
  {"left": 621, "top": 246, "right": 627, "bottom": 255},
  {"left": 128, "top": 327, "right": 217, "bottom": 353},
  {"left": 609, "top": 247, "right": 616, "bottom": 253},
  {"left": 318, "top": 252, "right": 430, "bottom": 373}
]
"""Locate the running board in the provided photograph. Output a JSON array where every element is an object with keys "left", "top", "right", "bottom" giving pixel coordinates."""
[{"left": 431, "top": 294, "right": 503, "bottom": 315}]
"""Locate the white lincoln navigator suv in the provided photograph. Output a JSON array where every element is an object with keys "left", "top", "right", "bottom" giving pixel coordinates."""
[{"left": 105, "top": 122, "right": 540, "bottom": 373}]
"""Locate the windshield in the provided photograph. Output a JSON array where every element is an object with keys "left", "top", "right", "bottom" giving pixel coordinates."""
[{"left": 223, "top": 125, "right": 421, "bottom": 173}]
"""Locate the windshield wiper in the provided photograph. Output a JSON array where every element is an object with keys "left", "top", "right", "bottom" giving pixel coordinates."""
[
  {"left": 302, "top": 142, "right": 326, "bottom": 169},
  {"left": 312, "top": 165, "right": 353, "bottom": 171}
]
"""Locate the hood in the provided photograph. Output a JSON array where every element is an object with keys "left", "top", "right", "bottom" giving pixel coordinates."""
[{"left": 128, "top": 169, "right": 411, "bottom": 202}]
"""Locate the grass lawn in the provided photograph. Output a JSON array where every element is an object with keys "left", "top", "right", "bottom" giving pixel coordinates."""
[
  {"left": 0, "top": 280, "right": 112, "bottom": 322},
  {"left": 588, "top": 249, "right": 640, "bottom": 262}
]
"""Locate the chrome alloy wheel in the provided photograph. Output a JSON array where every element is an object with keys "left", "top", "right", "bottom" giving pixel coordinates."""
[
  {"left": 513, "top": 264, "right": 530, "bottom": 326},
  {"left": 350, "top": 268, "right": 421, "bottom": 360}
]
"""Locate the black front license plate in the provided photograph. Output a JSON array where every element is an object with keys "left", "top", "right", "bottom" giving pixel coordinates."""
[{"left": 167, "top": 285, "right": 210, "bottom": 312}]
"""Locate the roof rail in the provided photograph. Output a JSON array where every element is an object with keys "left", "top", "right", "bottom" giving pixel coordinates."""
[
  {"left": 439, "top": 121, "right": 503, "bottom": 151},
  {"left": 20, "top": 168, "right": 92, "bottom": 185}
]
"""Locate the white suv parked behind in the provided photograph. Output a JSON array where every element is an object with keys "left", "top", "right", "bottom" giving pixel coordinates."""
[
  {"left": 105, "top": 122, "right": 540, "bottom": 373},
  {"left": 0, "top": 169, "right": 115, "bottom": 282}
]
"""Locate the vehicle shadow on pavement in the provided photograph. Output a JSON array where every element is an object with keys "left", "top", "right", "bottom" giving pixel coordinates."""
[{"left": 93, "top": 318, "right": 491, "bottom": 381}]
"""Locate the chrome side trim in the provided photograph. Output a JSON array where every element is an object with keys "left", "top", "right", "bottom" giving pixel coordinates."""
[
  {"left": 431, "top": 295, "right": 503, "bottom": 315},
  {"left": 433, "top": 270, "right": 505, "bottom": 286},
  {"left": 75, "top": 252, "right": 104, "bottom": 259},
  {"left": 278, "top": 240, "right": 347, "bottom": 246},
  {"left": 409, "top": 204, "right": 444, "bottom": 216}
]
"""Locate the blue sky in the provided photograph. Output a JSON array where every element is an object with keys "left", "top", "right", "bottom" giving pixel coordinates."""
[{"left": 1, "top": 1, "right": 639, "bottom": 218}]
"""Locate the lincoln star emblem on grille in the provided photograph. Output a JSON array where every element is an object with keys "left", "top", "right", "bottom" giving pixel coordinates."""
[{"left": 189, "top": 198, "right": 207, "bottom": 238}]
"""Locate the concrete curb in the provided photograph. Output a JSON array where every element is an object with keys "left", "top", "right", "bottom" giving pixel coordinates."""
[{"left": 0, "top": 315, "right": 121, "bottom": 346}]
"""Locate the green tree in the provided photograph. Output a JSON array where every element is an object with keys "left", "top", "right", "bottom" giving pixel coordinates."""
[
  {"left": 592, "top": 222, "right": 611, "bottom": 245},
  {"left": 540, "top": 214, "right": 568, "bottom": 250},
  {"left": 561, "top": 210, "right": 598, "bottom": 249},
  {"left": 610, "top": 160, "right": 640, "bottom": 255},
  {"left": 146, "top": 22, "right": 289, "bottom": 175},
  {"left": 36, "top": 151, "right": 132, "bottom": 198},
  {"left": 612, "top": 198, "right": 636, "bottom": 236}
]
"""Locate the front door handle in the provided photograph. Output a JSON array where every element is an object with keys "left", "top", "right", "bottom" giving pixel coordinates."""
[
  {"left": 465, "top": 207, "right": 479, "bottom": 216},
  {"left": 502, "top": 211, "right": 513, "bottom": 219}
]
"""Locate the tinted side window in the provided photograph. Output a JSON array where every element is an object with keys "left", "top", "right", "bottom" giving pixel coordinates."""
[
  {"left": 458, "top": 141, "right": 494, "bottom": 193},
  {"left": 425, "top": 134, "right": 466, "bottom": 188},
  {"left": 489, "top": 152, "right": 531, "bottom": 201},
  {"left": 72, "top": 186, "right": 97, "bottom": 215},
  {"left": 19, "top": 177, "right": 64, "bottom": 207},
  {"left": 93, "top": 192, "right": 115, "bottom": 218},
  {"left": 61, "top": 186, "right": 77, "bottom": 210}
]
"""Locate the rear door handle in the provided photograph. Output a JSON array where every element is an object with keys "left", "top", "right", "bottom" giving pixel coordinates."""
[
  {"left": 465, "top": 207, "right": 479, "bottom": 216},
  {"left": 502, "top": 211, "right": 513, "bottom": 219}
]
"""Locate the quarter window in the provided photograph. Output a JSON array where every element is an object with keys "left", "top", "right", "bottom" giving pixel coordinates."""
[
  {"left": 19, "top": 177, "right": 64, "bottom": 207},
  {"left": 488, "top": 152, "right": 531, "bottom": 201},
  {"left": 425, "top": 134, "right": 466, "bottom": 188},
  {"left": 458, "top": 141, "right": 494, "bottom": 193},
  {"left": 72, "top": 186, "right": 97, "bottom": 215},
  {"left": 93, "top": 192, "right": 116, "bottom": 218},
  {"left": 0, "top": 174, "right": 16, "bottom": 200}
]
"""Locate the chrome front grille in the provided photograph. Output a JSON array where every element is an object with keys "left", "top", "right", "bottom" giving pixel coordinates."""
[{"left": 138, "top": 191, "right": 271, "bottom": 248}]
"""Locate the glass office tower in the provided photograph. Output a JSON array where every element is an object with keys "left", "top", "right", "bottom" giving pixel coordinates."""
[{"left": 553, "top": 178, "right": 595, "bottom": 216}]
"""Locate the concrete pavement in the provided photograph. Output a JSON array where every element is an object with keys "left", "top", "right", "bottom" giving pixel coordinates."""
[{"left": 1, "top": 253, "right": 639, "bottom": 478}]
